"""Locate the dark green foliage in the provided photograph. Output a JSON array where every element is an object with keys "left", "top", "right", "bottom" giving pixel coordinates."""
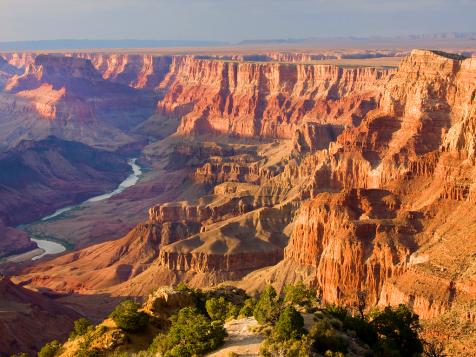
[
  {"left": 153, "top": 307, "right": 227, "bottom": 357},
  {"left": 371, "top": 304, "right": 423, "bottom": 357},
  {"left": 253, "top": 285, "right": 281, "bottom": 324},
  {"left": 206, "top": 296, "right": 228, "bottom": 321},
  {"left": 70, "top": 317, "right": 93, "bottom": 339},
  {"left": 309, "top": 320, "right": 348, "bottom": 354},
  {"left": 325, "top": 304, "right": 378, "bottom": 347},
  {"left": 110, "top": 300, "right": 149, "bottom": 333},
  {"left": 226, "top": 303, "right": 241, "bottom": 320},
  {"left": 284, "top": 281, "right": 317, "bottom": 310},
  {"left": 274, "top": 306, "right": 305, "bottom": 341},
  {"left": 206, "top": 296, "right": 242, "bottom": 322},
  {"left": 324, "top": 305, "right": 349, "bottom": 321},
  {"left": 175, "top": 282, "right": 206, "bottom": 313},
  {"left": 239, "top": 298, "right": 256, "bottom": 317},
  {"left": 260, "top": 307, "right": 309, "bottom": 357},
  {"left": 10, "top": 353, "right": 29, "bottom": 357},
  {"left": 38, "top": 340, "right": 61, "bottom": 357}
]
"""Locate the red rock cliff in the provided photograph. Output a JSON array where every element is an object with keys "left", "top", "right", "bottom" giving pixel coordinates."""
[{"left": 158, "top": 56, "right": 394, "bottom": 138}]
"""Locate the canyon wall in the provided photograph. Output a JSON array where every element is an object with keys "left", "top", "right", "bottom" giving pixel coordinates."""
[
  {"left": 72, "top": 53, "right": 173, "bottom": 90},
  {"left": 277, "top": 50, "right": 476, "bottom": 321},
  {"left": 158, "top": 56, "right": 394, "bottom": 138}
]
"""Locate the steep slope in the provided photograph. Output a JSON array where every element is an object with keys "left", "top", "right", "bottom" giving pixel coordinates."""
[
  {"left": 0, "top": 275, "right": 79, "bottom": 356},
  {"left": 0, "top": 136, "right": 131, "bottom": 257},
  {"left": 73, "top": 53, "right": 173, "bottom": 90},
  {"left": 0, "top": 220, "right": 36, "bottom": 259},
  {"left": 240, "top": 50, "right": 476, "bottom": 325},
  {"left": 0, "top": 55, "right": 20, "bottom": 86},
  {"left": 0, "top": 54, "right": 155, "bottom": 149},
  {"left": 158, "top": 56, "right": 393, "bottom": 138},
  {"left": 18, "top": 221, "right": 196, "bottom": 293}
]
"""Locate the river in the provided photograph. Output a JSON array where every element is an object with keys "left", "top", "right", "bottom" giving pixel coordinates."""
[{"left": 29, "top": 158, "right": 142, "bottom": 261}]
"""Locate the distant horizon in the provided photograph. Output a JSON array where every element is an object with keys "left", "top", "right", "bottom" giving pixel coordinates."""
[
  {"left": 0, "top": 32, "right": 475, "bottom": 52},
  {"left": 1, "top": 0, "right": 475, "bottom": 43}
]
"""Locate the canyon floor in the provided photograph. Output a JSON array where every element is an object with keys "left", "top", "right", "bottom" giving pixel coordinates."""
[{"left": 0, "top": 46, "right": 475, "bottom": 356}]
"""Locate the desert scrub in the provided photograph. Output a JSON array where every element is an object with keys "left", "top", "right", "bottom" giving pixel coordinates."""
[
  {"left": 110, "top": 300, "right": 149, "bottom": 333},
  {"left": 38, "top": 340, "right": 61, "bottom": 357},
  {"left": 150, "top": 307, "right": 227, "bottom": 357}
]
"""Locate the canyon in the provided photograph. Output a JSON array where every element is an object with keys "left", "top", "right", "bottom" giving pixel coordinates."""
[{"left": 0, "top": 48, "right": 475, "bottom": 356}]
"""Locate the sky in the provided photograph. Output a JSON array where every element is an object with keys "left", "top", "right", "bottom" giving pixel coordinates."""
[{"left": 0, "top": 0, "right": 474, "bottom": 42}]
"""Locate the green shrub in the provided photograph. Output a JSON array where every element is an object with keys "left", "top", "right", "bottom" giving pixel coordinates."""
[
  {"left": 324, "top": 305, "right": 349, "bottom": 321},
  {"left": 253, "top": 285, "right": 281, "bottom": 324},
  {"left": 38, "top": 340, "right": 61, "bottom": 357},
  {"left": 175, "top": 282, "right": 205, "bottom": 313},
  {"left": 110, "top": 300, "right": 149, "bottom": 333},
  {"left": 309, "top": 320, "right": 348, "bottom": 354},
  {"left": 226, "top": 302, "right": 241, "bottom": 320},
  {"left": 70, "top": 317, "right": 93, "bottom": 339},
  {"left": 260, "top": 336, "right": 313, "bottom": 357},
  {"left": 371, "top": 304, "right": 423, "bottom": 357},
  {"left": 284, "top": 282, "right": 317, "bottom": 310},
  {"left": 153, "top": 307, "right": 227, "bottom": 357},
  {"left": 206, "top": 297, "right": 228, "bottom": 321},
  {"left": 239, "top": 298, "right": 256, "bottom": 317},
  {"left": 273, "top": 306, "right": 305, "bottom": 341},
  {"left": 324, "top": 304, "right": 378, "bottom": 346}
]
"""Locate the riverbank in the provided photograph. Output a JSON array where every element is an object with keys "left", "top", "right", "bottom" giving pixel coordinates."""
[{"left": 7, "top": 158, "right": 143, "bottom": 263}]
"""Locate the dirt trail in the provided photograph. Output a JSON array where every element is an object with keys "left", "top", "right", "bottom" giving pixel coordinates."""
[{"left": 208, "top": 317, "right": 264, "bottom": 357}]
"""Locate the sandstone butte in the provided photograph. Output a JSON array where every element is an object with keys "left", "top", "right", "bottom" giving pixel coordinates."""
[{"left": 0, "top": 49, "right": 475, "bottom": 355}]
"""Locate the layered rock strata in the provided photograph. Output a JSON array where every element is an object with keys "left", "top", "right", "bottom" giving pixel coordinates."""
[{"left": 158, "top": 56, "right": 393, "bottom": 138}]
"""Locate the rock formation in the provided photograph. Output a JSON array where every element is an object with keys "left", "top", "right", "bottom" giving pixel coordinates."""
[
  {"left": 250, "top": 50, "right": 476, "bottom": 325},
  {"left": 73, "top": 53, "right": 173, "bottom": 90},
  {"left": 0, "top": 55, "right": 20, "bottom": 86},
  {"left": 158, "top": 56, "right": 393, "bottom": 138},
  {"left": 0, "top": 54, "right": 157, "bottom": 150},
  {"left": 0, "top": 275, "right": 79, "bottom": 356}
]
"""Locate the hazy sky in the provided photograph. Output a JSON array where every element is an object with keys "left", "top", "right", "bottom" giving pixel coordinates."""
[{"left": 0, "top": 0, "right": 474, "bottom": 42}]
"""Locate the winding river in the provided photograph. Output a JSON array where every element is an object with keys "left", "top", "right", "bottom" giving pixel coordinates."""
[{"left": 29, "top": 158, "right": 142, "bottom": 261}]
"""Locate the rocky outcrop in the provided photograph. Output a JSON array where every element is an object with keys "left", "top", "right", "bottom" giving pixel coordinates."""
[
  {"left": 73, "top": 53, "right": 173, "bottom": 90},
  {"left": 0, "top": 55, "right": 21, "bottom": 86},
  {"left": 284, "top": 189, "right": 416, "bottom": 305},
  {"left": 144, "top": 286, "right": 195, "bottom": 318},
  {"left": 158, "top": 56, "right": 393, "bottom": 138},
  {"left": 156, "top": 205, "right": 292, "bottom": 275},
  {"left": 293, "top": 123, "right": 344, "bottom": 153},
  {"left": 148, "top": 188, "right": 257, "bottom": 226},
  {"left": 4, "top": 55, "right": 151, "bottom": 120},
  {"left": 1, "top": 52, "right": 36, "bottom": 69}
]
